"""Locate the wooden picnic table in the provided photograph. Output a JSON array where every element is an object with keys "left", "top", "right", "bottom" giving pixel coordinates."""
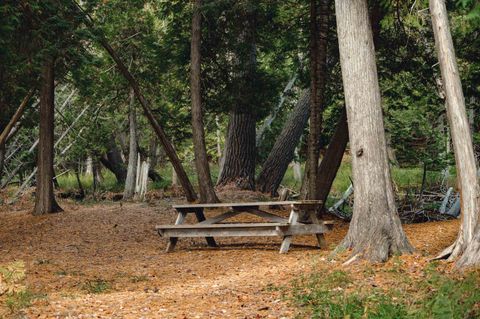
[{"left": 156, "top": 200, "right": 333, "bottom": 253}]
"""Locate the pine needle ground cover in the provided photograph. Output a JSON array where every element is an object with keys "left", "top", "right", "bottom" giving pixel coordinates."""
[{"left": 0, "top": 191, "right": 474, "bottom": 318}]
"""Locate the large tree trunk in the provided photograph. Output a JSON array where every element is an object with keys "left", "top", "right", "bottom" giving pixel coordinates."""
[
  {"left": 216, "top": 5, "right": 257, "bottom": 190},
  {"left": 256, "top": 90, "right": 310, "bottom": 195},
  {"left": 334, "top": 0, "right": 412, "bottom": 262},
  {"left": 190, "top": 0, "right": 219, "bottom": 203},
  {"left": 315, "top": 109, "right": 349, "bottom": 210},
  {"left": 307, "top": 0, "right": 329, "bottom": 200},
  {"left": 33, "top": 59, "right": 62, "bottom": 215},
  {"left": 430, "top": 0, "right": 480, "bottom": 263},
  {"left": 123, "top": 88, "right": 138, "bottom": 200}
]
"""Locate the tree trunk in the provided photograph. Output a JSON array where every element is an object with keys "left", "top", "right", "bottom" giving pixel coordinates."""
[
  {"left": 256, "top": 90, "right": 310, "bottom": 195},
  {"left": 101, "top": 136, "right": 127, "bottom": 184},
  {"left": 430, "top": 0, "right": 480, "bottom": 263},
  {"left": 307, "top": 0, "right": 329, "bottom": 200},
  {"left": 334, "top": 0, "right": 412, "bottom": 262},
  {"left": 0, "top": 88, "right": 35, "bottom": 149},
  {"left": 33, "top": 59, "right": 62, "bottom": 215},
  {"left": 315, "top": 109, "right": 349, "bottom": 210},
  {"left": 0, "top": 143, "right": 5, "bottom": 182},
  {"left": 123, "top": 88, "right": 138, "bottom": 200},
  {"left": 190, "top": 0, "right": 219, "bottom": 203},
  {"left": 216, "top": 6, "right": 257, "bottom": 190}
]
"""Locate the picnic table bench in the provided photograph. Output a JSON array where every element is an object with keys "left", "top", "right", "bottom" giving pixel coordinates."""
[{"left": 156, "top": 200, "right": 333, "bottom": 253}]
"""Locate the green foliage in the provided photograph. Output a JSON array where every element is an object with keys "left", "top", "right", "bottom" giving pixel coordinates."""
[
  {"left": 290, "top": 267, "right": 480, "bottom": 319},
  {"left": 82, "top": 278, "right": 111, "bottom": 294}
]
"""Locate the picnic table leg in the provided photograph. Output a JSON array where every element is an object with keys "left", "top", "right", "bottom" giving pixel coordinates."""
[
  {"left": 279, "top": 206, "right": 299, "bottom": 253},
  {"left": 194, "top": 208, "right": 217, "bottom": 247},
  {"left": 166, "top": 211, "right": 187, "bottom": 252},
  {"left": 308, "top": 210, "right": 327, "bottom": 249}
]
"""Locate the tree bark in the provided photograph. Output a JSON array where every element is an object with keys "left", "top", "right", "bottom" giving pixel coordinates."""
[
  {"left": 334, "top": 0, "right": 412, "bottom": 262},
  {"left": 307, "top": 0, "right": 329, "bottom": 200},
  {"left": 429, "top": 0, "right": 480, "bottom": 263},
  {"left": 33, "top": 59, "right": 62, "bottom": 215},
  {"left": 216, "top": 5, "right": 257, "bottom": 190},
  {"left": 315, "top": 109, "right": 349, "bottom": 210},
  {"left": 0, "top": 143, "right": 5, "bottom": 182},
  {"left": 256, "top": 90, "right": 310, "bottom": 195},
  {"left": 71, "top": 2, "right": 197, "bottom": 202},
  {"left": 101, "top": 136, "right": 127, "bottom": 184},
  {"left": 190, "top": 0, "right": 219, "bottom": 203},
  {"left": 123, "top": 88, "right": 138, "bottom": 200},
  {"left": 0, "top": 88, "right": 35, "bottom": 149}
]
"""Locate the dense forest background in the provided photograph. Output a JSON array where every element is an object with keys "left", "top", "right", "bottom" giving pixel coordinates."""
[{"left": 0, "top": 0, "right": 478, "bottom": 198}]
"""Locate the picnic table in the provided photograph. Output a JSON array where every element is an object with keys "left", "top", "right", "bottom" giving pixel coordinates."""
[{"left": 156, "top": 200, "right": 333, "bottom": 253}]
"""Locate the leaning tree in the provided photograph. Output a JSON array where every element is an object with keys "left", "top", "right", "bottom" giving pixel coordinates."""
[
  {"left": 429, "top": 0, "right": 480, "bottom": 266},
  {"left": 334, "top": 0, "right": 413, "bottom": 262}
]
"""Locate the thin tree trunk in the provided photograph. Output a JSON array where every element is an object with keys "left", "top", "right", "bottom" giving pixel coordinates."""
[
  {"left": 0, "top": 143, "right": 5, "bottom": 182},
  {"left": 307, "top": 0, "right": 329, "bottom": 200},
  {"left": 33, "top": 59, "right": 62, "bottom": 215},
  {"left": 123, "top": 88, "right": 138, "bottom": 200},
  {"left": 315, "top": 109, "right": 349, "bottom": 211},
  {"left": 191, "top": 0, "right": 219, "bottom": 203},
  {"left": 334, "top": 0, "right": 412, "bottom": 262},
  {"left": 0, "top": 88, "right": 35, "bottom": 149},
  {"left": 71, "top": 2, "right": 197, "bottom": 202},
  {"left": 430, "top": 0, "right": 480, "bottom": 263},
  {"left": 256, "top": 90, "right": 310, "bottom": 195}
]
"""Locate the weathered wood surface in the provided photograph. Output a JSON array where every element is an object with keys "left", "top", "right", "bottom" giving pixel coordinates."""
[
  {"left": 173, "top": 200, "right": 322, "bottom": 210},
  {"left": 161, "top": 200, "right": 329, "bottom": 253},
  {"left": 157, "top": 223, "right": 328, "bottom": 238}
]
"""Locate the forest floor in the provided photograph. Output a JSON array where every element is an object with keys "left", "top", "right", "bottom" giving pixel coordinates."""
[{"left": 0, "top": 189, "right": 470, "bottom": 318}]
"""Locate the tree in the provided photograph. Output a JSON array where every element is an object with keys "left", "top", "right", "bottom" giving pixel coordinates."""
[
  {"left": 429, "top": 0, "right": 480, "bottom": 264},
  {"left": 216, "top": 2, "right": 257, "bottom": 190},
  {"left": 256, "top": 90, "right": 310, "bottom": 195},
  {"left": 315, "top": 109, "right": 348, "bottom": 210},
  {"left": 33, "top": 59, "right": 62, "bottom": 215},
  {"left": 306, "top": 0, "right": 329, "bottom": 200},
  {"left": 334, "top": 0, "right": 413, "bottom": 262},
  {"left": 190, "top": 0, "right": 219, "bottom": 203},
  {"left": 123, "top": 88, "right": 138, "bottom": 200}
]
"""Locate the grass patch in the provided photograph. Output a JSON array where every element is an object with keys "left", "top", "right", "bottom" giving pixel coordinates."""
[
  {"left": 82, "top": 278, "right": 111, "bottom": 294},
  {"left": 288, "top": 265, "right": 480, "bottom": 319},
  {"left": 5, "top": 290, "right": 47, "bottom": 313}
]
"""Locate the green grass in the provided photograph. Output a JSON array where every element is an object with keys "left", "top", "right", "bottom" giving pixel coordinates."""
[
  {"left": 82, "top": 278, "right": 111, "bottom": 294},
  {"left": 57, "top": 170, "right": 122, "bottom": 193},
  {"left": 55, "top": 159, "right": 454, "bottom": 202},
  {"left": 5, "top": 290, "right": 47, "bottom": 313},
  {"left": 288, "top": 266, "right": 480, "bottom": 319}
]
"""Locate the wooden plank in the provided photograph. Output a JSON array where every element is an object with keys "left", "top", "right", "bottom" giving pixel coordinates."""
[
  {"left": 156, "top": 223, "right": 287, "bottom": 230},
  {"left": 198, "top": 210, "right": 242, "bottom": 225},
  {"left": 193, "top": 208, "right": 217, "bottom": 247},
  {"left": 172, "top": 200, "right": 322, "bottom": 210},
  {"left": 308, "top": 211, "right": 327, "bottom": 249},
  {"left": 276, "top": 224, "right": 328, "bottom": 235},
  {"left": 158, "top": 228, "right": 281, "bottom": 238},
  {"left": 279, "top": 208, "right": 299, "bottom": 253},
  {"left": 242, "top": 208, "right": 289, "bottom": 223},
  {"left": 165, "top": 211, "right": 186, "bottom": 252}
]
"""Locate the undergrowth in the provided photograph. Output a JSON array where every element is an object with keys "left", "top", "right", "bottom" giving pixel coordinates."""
[{"left": 289, "top": 265, "right": 480, "bottom": 318}]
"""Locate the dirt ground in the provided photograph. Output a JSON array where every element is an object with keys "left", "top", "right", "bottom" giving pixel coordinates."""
[{"left": 0, "top": 191, "right": 460, "bottom": 318}]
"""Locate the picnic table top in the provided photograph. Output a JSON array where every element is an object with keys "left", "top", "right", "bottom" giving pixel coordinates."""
[{"left": 172, "top": 200, "right": 322, "bottom": 209}]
